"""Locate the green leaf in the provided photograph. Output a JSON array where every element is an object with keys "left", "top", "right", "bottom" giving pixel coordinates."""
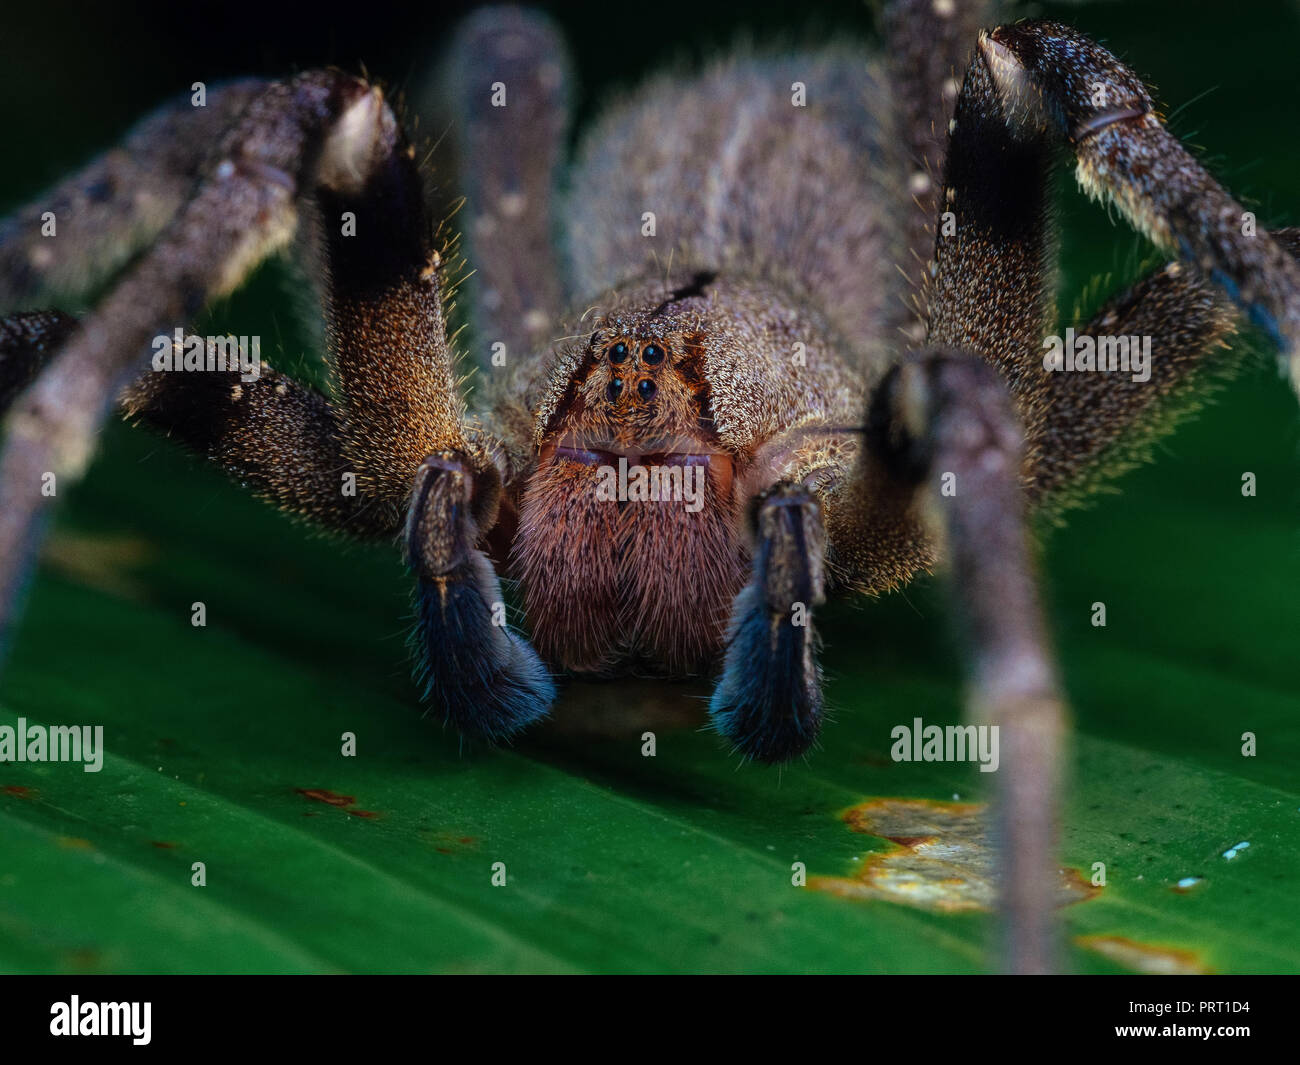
[{"left": 2, "top": 360, "right": 1298, "bottom": 974}]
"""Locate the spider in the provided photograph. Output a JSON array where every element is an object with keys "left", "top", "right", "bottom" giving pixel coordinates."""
[{"left": 0, "top": 1, "right": 1297, "bottom": 974}]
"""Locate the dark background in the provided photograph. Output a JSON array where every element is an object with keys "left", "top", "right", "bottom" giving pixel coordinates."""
[
  {"left": 4, "top": 0, "right": 1300, "bottom": 288},
  {"left": 4, "top": 0, "right": 1300, "bottom": 318}
]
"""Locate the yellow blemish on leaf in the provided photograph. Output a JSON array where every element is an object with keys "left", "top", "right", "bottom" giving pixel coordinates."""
[
  {"left": 808, "top": 797, "right": 1098, "bottom": 913},
  {"left": 1077, "top": 935, "right": 1211, "bottom": 975}
]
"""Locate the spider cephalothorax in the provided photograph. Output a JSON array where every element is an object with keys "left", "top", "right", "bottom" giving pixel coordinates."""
[
  {"left": 2, "top": 2, "right": 1298, "bottom": 973},
  {"left": 515, "top": 273, "right": 858, "bottom": 676}
]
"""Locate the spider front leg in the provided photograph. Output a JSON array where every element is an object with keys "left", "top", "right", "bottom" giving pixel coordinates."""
[
  {"left": 0, "top": 68, "right": 555, "bottom": 738},
  {"left": 710, "top": 481, "right": 827, "bottom": 762},
  {"left": 870, "top": 348, "right": 1066, "bottom": 976},
  {"left": 0, "top": 70, "right": 380, "bottom": 644},
  {"left": 310, "top": 81, "right": 556, "bottom": 740},
  {"left": 0, "top": 80, "right": 265, "bottom": 311},
  {"left": 710, "top": 426, "right": 934, "bottom": 762},
  {"left": 935, "top": 21, "right": 1300, "bottom": 385},
  {"left": 406, "top": 452, "right": 554, "bottom": 742},
  {"left": 898, "top": 17, "right": 1300, "bottom": 973}
]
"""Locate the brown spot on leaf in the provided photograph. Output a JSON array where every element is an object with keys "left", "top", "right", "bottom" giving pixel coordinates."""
[
  {"left": 296, "top": 787, "right": 381, "bottom": 820},
  {"left": 295, "top": 788, "right": 355, "bottom": 807},
  {"left": 809, "top": 798, "right": 1099, "bottom": 913},
  {"left": 1, "top": 785, "right": 35, "bottom": 799},
  {"left": 150, "top": 841, "right": 176, "bottom": 849},
  {"left": 1077, "top": 935, "right": 1212, "bottom": 975},
  {"left": 423, "top": 830, "right": 480, "bottom": 854},
  {"left": 1060, "top": 866, "right": 1104, "bottom": 899},
  {"left": 57, "top": 837, "right": 94, "bottom": 851}
]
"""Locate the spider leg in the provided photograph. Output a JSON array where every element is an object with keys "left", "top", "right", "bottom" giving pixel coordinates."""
[
  {"left": 0, "top": 307, "right": 399, "bottom": 538},
  {"left": 0, "top": 81, "right": 265, "bottom": 311},
  {"left": 0, "top": 71, "right": 381, "bottom": 645},
  {"left": 0, "top": 311, "right": 78, "bottom": 412},
  {"left": 1030, "top": 229, "right": 1300, "bottom": 508},
  {"left": 407, "top": 453, "right": 554, "bottom": 743},
  {"left": 901, "top": 17, "right": 1300, "bottom": 974},
  {"left": 868, "top": 347, "right": 1065, "bottom": 975},
  {"left": 710, "top": 419, "right": 938, "bottom": 759},
  {"left": 0, "top": 80, "right": 404, "bottom": 537},
  {"left": 436, "top": 8, "right": 572, "bottom": 404},
  {"left": 125, "top": 360, "right": 398, "bottom": 538},
  {"left": 0, "top": 72, "right": 554, "bottom": 739},
  {"left": 709, "top": 481, "right": 827, "bottom": 762},
  {"left": 931, "top": 21, "right": 1300, "bottom": 386},
  {"left": 311, "top": 90, "right": 469, "bottom": 519},
  {"left": 883, "top": 0, "right": 994, "bottom": 340},
  {"left": 311, "top": 75, "right": 556, "bottom": 739}
]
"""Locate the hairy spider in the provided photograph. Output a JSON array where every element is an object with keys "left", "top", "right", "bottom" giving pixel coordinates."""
[{"left": 1, "top": 1, "right": 1298, "bottom": 974}]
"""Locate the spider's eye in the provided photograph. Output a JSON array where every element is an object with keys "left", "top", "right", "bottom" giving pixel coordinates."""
[
  {"left": 637, "top": 378, "right": 658, "bottom": 401},
  {"left": 642, "top": 343, "right": 665, "bottom": 365},
  {"left": 607, "top": 377, "right": 624, "bottom": 401},
  {"left": 608, "top": 342, "right": 630, "bottom": 364}
]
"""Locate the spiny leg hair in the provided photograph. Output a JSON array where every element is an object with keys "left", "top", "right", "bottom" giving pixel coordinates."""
[{"left": 891, "top": 15, "right": 1300, "bottom": 974}]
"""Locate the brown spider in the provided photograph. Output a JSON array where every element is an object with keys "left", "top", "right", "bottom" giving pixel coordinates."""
[{"left": 1, "top": 1, "right": 1298, "bottom": 974}]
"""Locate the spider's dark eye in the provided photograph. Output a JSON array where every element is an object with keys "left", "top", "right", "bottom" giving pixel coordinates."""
[
  {"left": 642, "top": 343, "right": 665, "bottom": 365},
  {"left": 608, "top": 342, "right": 629, "bottom": 364},
  {"left": 607, "top": 377, "right": 624, "bottom": 401},
  {"left": 637, "top": 378, "right": 658, "bottom": 401}
]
